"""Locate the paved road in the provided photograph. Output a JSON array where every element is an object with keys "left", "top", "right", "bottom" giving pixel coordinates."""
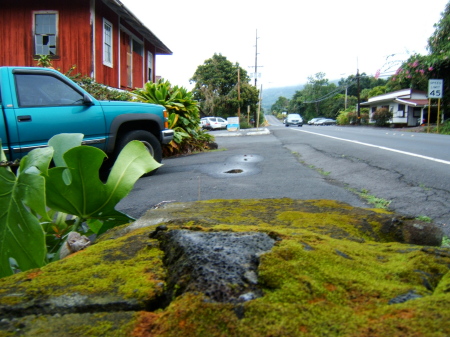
[
  {"left": 266, "top": 115, "right": 450, "bottom": 233},
  {"left": 117, "top": 118, "right": 450, "bottom": 235},
  {"left": 116, "top": 127, "right": 366, "bottom": 217}
]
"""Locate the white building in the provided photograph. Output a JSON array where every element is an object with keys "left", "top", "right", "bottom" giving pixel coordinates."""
[{"left": 360, "top": 89, "right": 435, "bottom": 127}]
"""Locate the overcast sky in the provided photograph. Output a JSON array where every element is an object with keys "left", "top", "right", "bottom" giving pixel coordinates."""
[{"left": 123, "top": 0, "right": 448, "bottom": 89}]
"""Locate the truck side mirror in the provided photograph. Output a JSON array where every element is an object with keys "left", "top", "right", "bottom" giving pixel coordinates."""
[{"left": 83, "top": 93, "right": 94, "bottom": 106}]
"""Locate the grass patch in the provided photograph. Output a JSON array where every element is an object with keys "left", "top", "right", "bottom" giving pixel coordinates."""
[
  {"left": 358, "top": 189, "right": 391, "bottom": 209},
  {"left": 416, "top": 215, "right": 432, "bottom": 223},
  {"left": 306, "top": 163, "right": 331, "bottom": 176}
]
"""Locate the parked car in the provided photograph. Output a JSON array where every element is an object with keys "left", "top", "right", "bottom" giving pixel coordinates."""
[
  {"left": 285, "top": 113, "right": 303, "bottom": 127},
  {"left": 315, "top": 118, "right": 337, "bottom": 125},
  {"left": 308, "top": 117, "right": 326, "bottom": 125},
  {"left": 200, "top": 117, "right": 228, "bottom": 130}
]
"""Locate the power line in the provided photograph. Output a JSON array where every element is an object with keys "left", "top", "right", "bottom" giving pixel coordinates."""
[{"left": 303, "top": 78, "right": 358, "bottom": 104}]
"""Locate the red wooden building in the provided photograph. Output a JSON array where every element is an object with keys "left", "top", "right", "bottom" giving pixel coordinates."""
[{"left": 0, "top": 0, "right": 172, "bottom": 90}]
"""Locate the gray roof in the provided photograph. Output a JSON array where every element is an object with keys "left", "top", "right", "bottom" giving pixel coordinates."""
[{"left": 104, "top": 0, "right": 172, "bottom": 55}]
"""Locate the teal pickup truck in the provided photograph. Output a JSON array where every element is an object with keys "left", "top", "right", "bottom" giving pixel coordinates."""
[{"left": 0, "top": 66, "right": 173, "bottom": 168}]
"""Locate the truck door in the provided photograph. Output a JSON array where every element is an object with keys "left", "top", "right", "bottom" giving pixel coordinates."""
[{"left": 12, "top": 72, "right": 106, "bottom": 157}]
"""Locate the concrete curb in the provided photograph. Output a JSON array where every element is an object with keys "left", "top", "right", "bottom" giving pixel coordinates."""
[{"left": 211, "top": 128, "right": 270, "bottom": 137}]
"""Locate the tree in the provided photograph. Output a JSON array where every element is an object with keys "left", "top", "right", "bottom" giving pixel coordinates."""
[
  {"left": 386, "top": 2, "right": 450, "bottom": 115},
  {"left": 339, "top": 73, "right": 387, "bottom": 97},
  {"left": 270, "top": 96, "right": 290, "bottom": 115},
  {"left": 190, "top": 53, "right": 259, "bottom": 118},
  {"left": 300, "top": 73, "right": 340, "bottom": 119}
]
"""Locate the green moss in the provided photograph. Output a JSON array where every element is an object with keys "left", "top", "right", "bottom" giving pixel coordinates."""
[
  {"left": 1, "top": 199, "right": 449, "bottom": 336},
  {"left": 434, "top": 271, "right": 450, "bottom": 295},
  {"left": 128, "top": 200, "right": 450, "bottom": 336},
  {"left": 0, "top": 227, "right": 166, "bottom": 303},
  {"left": 0, "top": 312, "right": 137, "bottom": 337}
]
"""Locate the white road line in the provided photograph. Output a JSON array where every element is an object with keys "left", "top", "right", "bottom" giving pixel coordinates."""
[{"left": 293, "top": 129, "right": 450, "bottom": 166}]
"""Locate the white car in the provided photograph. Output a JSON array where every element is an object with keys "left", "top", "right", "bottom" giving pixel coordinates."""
[
  {"left": 285, "top": 113, "right": 303, "bottom": 127},
  {"left": 200, "top": 117, "right": 228, "bottom": 130},
  {"left": 315, "top": 118, "right": 337, "bottom": 125},
  {"left": 308, "top": 117, "right": 326, "bottom": 125}
]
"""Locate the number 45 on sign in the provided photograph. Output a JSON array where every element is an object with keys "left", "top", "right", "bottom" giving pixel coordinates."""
[{"left": 428, "top": 79, "right": 443, "bottom": 98}]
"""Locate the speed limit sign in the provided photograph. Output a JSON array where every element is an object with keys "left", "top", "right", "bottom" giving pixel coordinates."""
[{"left": 428, "top": 79, "right": 443, "bottom": 98}]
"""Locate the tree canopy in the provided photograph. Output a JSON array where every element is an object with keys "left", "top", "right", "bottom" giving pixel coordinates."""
[
  {"left": 270, "top": 72, "right": 384, "bottom": 122},
  {"left": 386, "top": 1, "right": 450, "bottom": 109},
  {"left": 190, "top": 53, "right": 260, "bottom": 119}
]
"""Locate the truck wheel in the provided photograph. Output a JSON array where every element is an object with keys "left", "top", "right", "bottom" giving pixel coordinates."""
[{"left": 115, "top": 130, "right": 162, "bottom": 175}]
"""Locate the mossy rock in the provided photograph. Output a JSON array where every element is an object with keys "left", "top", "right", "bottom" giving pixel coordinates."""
[{"left": 0, "top": 199, "right": 449, "bottom": 337}]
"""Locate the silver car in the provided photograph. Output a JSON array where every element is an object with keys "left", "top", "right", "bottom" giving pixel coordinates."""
[
  {"left": 285, "top": 114, "right": 303, "bottom": 127},
  {"left": 308, "top": 117, "right": 326, "bottom": 125},
  {"left": 200, "top": 117, "right": 228, "bottom": 130}
]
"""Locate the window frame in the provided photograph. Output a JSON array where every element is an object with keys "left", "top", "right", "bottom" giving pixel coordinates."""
[
  {"left": 132, "top": 39, "right": 143, "bottom": 56},
  {"left": 14, "top": 72, "right": 85, "bottom": 107},
  {"left": 147, "top": 51, "right": 153, "bottom": 82},
  {"left": 397, "top": 103, "right": 405, "bottom": 117},
  {"left": 103, "top": 18, "right": 113, "bottom": 67},
  {"left": 33, "top": 11, "right": 59, "bottom": 57}
]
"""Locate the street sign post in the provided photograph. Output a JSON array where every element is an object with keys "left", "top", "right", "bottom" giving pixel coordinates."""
[
  {"left": 428, "top": 79, "right": 443, "bottom": 98},
  {"left": 427, "top": 79, "right": 444, "bottom": 133}
]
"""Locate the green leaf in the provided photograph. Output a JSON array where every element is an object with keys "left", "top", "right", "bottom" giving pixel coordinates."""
[
  {"left": 48, "top": 133, "right": 84, "bottom": 184},
  {"left": 0, "top": 147, "right": 54, "bottom": 278},
  {"left": 45, "top": 140, "right": 161, "bottom": 236},
  {"left": 49, "top": 133, "right": 84, "bottom": 168}
]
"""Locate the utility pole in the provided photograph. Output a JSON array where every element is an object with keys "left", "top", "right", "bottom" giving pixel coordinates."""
[
  {"left": 357, "top": 68, "right": 361, "bottom": 125},
  {"left": 237, "top": 67, "right": 241, "bottom": 119},
  {"left": 250, "top": 29, "right": 263, "bottom": 126},
  {"left": 254, "top": 30, "right": 259, "bottom": 87}
]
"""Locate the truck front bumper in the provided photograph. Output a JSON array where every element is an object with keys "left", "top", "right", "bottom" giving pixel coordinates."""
[{"left": 161, "top": 129, "right": 174, "bottom": 144}]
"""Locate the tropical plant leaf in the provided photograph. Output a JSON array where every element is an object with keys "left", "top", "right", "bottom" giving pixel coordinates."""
[
  {"left": 0, "top": 147, "right": 54, "bottom": 278},
  {"left": 45, "top": 140, "right": 161, "bottom": 235},
  {"left": 48, "top": 133, "right": 84, "bottom": 184},
  {"left": 49, "top": 133, "right": 84, "bottom": 168}
]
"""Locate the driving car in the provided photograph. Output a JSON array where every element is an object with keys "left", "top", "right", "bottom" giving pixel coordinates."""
[
  {"left": 285, "top": 113, "right": 303, "bottom": 127},
  {"left": 200, "top": 117, "right": 228, "bottom": 130}
]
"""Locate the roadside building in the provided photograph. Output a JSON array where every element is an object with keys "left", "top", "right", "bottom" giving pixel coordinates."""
[
  {"left": 0, "top": 0, "right": 172, "bottom": 90},
  {"left": 360, "top": 89, "right": 438, "bottom": 127}
]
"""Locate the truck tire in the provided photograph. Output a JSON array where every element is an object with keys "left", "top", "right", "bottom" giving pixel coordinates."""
[{"left": 115, "top": 130, "right": 162, "bottom": 175}]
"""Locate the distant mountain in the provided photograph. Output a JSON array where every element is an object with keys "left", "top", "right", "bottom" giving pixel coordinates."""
[{"left": 261, "top": 84, "right": 304, "bottom": 112}]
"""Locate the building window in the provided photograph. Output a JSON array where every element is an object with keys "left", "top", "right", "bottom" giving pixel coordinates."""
[
  {"left": 147, "top": 51, "right": 153, "bottom": 82},
  {"left": 413, "top": 107, "right": 421, "bottom": 117},
  {"left": 103, "top": 19, "right": 113, "bottom": 67},
  {"left": 34, "top": 12, "right": 58, "bottom": 56},
  {"left": 132, "top": 39, "right": 143, "bottom": 56},
  {"left": 397, "top": 104, "right": 405, "bottom": 117}
]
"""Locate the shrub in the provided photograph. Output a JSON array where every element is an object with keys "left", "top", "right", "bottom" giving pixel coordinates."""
[
  {"left": 432, "top": 119, "right": 450, "bottom": 135},
  {"left": 337, "top": 111, "right": 351, "bottom": 125},
  {"left": 75, "top": 76, "right": 132, "bottom": 101},
  {"left": 371, "top": 107, "right": 393, "bottom": 126},
  {"left": 337, "top": 110, "right": 368, "bottom": 125},
  {"left": 240, "top": 121, "right": 252, "bottom": 129},
  {"left": 65, "top": 67, "right": 131, "bottom": 101},
  {"left": 134, "top": 79, "right": 214, "bottom": 156}
]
